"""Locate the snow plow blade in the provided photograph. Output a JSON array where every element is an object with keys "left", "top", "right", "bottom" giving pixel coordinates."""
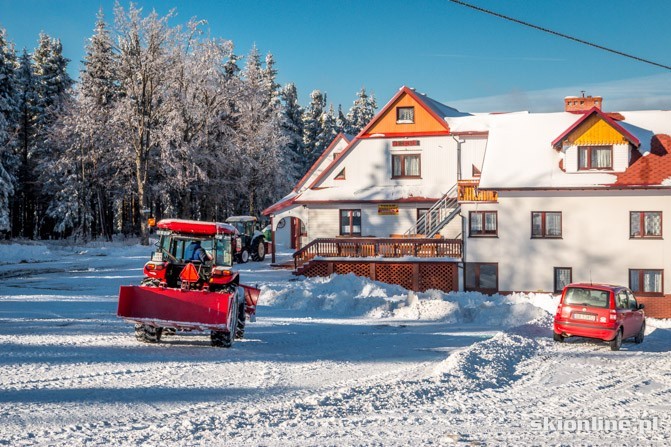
[{"left": 117, "top": 285, "right": 235, "bottom": 331}]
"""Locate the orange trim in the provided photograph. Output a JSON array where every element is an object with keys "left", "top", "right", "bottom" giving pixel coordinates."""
[
  {"left": 262, "top": 195, "right": 298, "bottom": 216},
  {"left": 307, "top": 86, "right": 454, "bottom": 190}
]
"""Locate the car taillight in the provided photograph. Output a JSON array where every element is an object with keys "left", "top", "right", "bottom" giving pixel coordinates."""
[{"left": 609, "top": 309, "right": 617, "bottom": 321}]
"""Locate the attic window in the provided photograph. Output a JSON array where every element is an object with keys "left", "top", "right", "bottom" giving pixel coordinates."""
[
  {"left": 578, "top": 146, "right": 612, "bottom": 170},
  {"left": 396, "top": 107, "right": 414, "bottom": 124},
  {"left": 334, "top": 168, "right": 346, "bottom": 180}
]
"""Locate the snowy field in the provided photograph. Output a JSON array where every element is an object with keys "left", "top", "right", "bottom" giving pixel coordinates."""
[{"left": 0, "top": 241, "right": 670, "bottom": 446}]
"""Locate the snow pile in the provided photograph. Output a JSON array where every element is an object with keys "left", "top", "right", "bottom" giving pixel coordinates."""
[
  {"left": 261, "top": 273, "right": 555, "bottom": 327},
  {"left": 433, "top": 314, "right": 553, "bottom": 391}
]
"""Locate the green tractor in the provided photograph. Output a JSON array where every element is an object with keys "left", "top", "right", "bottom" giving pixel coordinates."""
[{"left": 225, "top": 216, "right": 266, "bottom": 263}]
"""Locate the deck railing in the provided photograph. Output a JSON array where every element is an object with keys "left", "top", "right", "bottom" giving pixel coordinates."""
[
  {"left": 458, "top": 179, "right": 498, "bottom": 202},
  {"left": 293, "top": 237, "right": 463, "bottom": 269}
]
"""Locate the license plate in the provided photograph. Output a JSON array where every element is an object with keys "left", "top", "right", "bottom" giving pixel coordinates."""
[{"left": 573, "top": 313, "right": 596, "bottom": 321}]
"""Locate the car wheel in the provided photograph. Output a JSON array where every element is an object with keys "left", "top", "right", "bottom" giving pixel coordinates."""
[
  {"left": 634, "top": 320, "right": 646, "bottom": 344},
  {"left": 553, "top": 332, "right": 564, "bottom": 342},
  {"left": 609, "top": 329, "right": 623, "bottom": 351}
]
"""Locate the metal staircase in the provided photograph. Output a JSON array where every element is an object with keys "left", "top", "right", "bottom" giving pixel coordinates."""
[{"left": 403, "top": 184, "right": 460, "bottom": 238}]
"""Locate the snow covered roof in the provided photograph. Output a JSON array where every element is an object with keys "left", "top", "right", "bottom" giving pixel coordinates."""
[
  {"left": 478, "top": 110, "right": 671, "bottom": 190},
  {"left": 413, "top": 90, "right": 471, "bottom": 119},
  {"left": 295, "top": 184, "right": 449, "bottom": 203}
]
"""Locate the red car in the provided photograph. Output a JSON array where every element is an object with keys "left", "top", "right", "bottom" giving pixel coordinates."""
[{"left": 553, "top": 283, "right": 645, "bottom": 351}]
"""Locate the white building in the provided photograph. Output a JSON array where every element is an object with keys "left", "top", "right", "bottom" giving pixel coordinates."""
[{"left": 264, "top": 90, "right": 671, "bottom": 317}]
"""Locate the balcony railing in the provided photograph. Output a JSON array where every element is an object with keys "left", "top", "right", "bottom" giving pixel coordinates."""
[
  {"left": 293, "top": 237, "right": 463, "bottom": 269},
  {"left": 458, "top": 179, "right": 498, "bottom": 202}
]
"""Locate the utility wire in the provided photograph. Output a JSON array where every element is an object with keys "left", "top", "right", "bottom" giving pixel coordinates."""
[{"left": 449, "top": 0, "right": 671, "bottom": 71}]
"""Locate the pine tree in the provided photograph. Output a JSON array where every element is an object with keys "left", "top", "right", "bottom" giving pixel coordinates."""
[
  {"left": 302, "top": 89, "right": 326, "bottom": 170},
  {"left": 316, "top": 104, "right": 337, "bottom": 159},
  {"left": 45, "top": 9, "right": 120, "bottom": 240},
  {"left": 32, "top": 33, "right": 73, "bottom": 238},
  {"left": 345, "top": 87, "right": 377, "bottom": 135},
  {"left": 0, "top": 28, "right": 19, "bottom": 232},
  {"left": 12, "top": 50, "right": 39, "bottom": 237},
  {"left": 279, "top": 83, "right": 304, "bottom": 181},
  {"left": 335, "top": 104, "right": 348, "bottom": 135}
]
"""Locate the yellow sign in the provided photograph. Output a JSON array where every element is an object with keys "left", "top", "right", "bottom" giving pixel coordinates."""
[
  {"left": 147, "top": 218, "right": 156, "bottom": 227},
  {"left": 378, "top": 204, "right": 399, "bottom": 215}
]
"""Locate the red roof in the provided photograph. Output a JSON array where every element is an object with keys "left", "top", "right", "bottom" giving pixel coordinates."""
[
  {"left": 293, "top": 133, "right": 352, "bottom": 193},
  {"left": 615, "top": 134, "right": 671, "bottom": 186}
]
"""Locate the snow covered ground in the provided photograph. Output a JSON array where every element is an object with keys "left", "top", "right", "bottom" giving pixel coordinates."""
[{"left": 0, "top": 241, "right": 670, "bottom": 446}]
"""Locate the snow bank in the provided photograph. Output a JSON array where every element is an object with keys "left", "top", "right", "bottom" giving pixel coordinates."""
[
  {"left": 0, "top": 240, "right": 151, "bottom": 265},
  {"left": 433, "top": 314, "right": 553, "bottom": 392},
  {"left": 260, "top": 273, "right": 556, "bottom": 327}
]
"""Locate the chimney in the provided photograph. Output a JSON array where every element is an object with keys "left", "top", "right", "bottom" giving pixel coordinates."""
[{"left": 564, "top": 92, "right": 602, "bottom": 113}]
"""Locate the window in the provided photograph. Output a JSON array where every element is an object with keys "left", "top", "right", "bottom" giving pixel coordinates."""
[
  {"left": 392, "top": 154, "right": 421, "bottom": 178},
  {"left": 340, "top": 209, "right": 361, "bottom": 236},
  {"left": 630, "top": 212, "right": 662, "bottom": 238},
  {"left": 472, "top": 164, "right": 481, "bottom": 178},
  {"left": 578, "top": 146, "right": 613, "bottom": 170},
  {"left": 626, "top": 290, "right": 638, "bottom": 310},
  {"left": 615, "top": 291, "right": 629, "bottom": 309},
  {"left": 396, "top": 106, "right": 414, "bottom": 123},
  {"left": 469, "top": 211, "right": 497, "bottom": 237},
  {"left": 334, "top": 168, "right": 346, "bottom": 180},
  {"left": 465, "top": 263, "right": 498, "bottom": 292},
  {"left": 629, "top": 269, "right": 663, "bottom": 295},
  {"left": 554, "top": 267, "right": 572, "bottom": 293},
  {"left": 531, "top": 212, "right": 562, "bottom": 238}
]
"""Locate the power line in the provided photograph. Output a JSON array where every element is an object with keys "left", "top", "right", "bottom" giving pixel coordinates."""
[{"left": 449, "top": 0, "right": 671, "bottom": 71}]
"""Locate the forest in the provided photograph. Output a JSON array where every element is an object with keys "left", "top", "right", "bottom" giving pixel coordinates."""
[{"left": 0, "top": 4, "right": 377, "bottom": 243}]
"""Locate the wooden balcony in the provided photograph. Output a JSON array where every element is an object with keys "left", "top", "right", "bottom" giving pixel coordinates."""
[
  {"left": 458, "top": 179, "right": 498, "bottom": 203},
  {"left": 293, "top": 237, "right": 463, "bottom": 269}
]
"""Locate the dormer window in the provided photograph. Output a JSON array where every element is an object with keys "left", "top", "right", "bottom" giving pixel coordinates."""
[
  {"left": 578, "top": 145, "right": 612, "bottom": 170},
  {"left": 396, "top": 106, "right": 414, "bottom": 124}
]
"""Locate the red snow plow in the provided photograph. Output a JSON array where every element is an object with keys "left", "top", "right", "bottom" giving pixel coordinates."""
[{"left": 117, "top": 219, "right": 260, "bottom": 347}]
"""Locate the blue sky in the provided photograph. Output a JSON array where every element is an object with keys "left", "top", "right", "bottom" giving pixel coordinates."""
[{"left": 1, "top": 0, "right": 671, "bottom": 112}]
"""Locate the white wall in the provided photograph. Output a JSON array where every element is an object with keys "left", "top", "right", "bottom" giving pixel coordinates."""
[
  {"left": 317, "top": 136, "right": 458, "bottom": 192},
  {"left": 463, "top": 190, "right": 671, "bottom": 293}
]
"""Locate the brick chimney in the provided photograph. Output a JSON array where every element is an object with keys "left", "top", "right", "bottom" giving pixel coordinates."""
[{"left": 564, "top": 92, "right": 602, "bottom": 113}]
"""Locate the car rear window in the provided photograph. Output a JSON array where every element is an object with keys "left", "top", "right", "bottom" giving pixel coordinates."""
[{"left": 563, "top": 287, "right": 610, "bottom": 308}]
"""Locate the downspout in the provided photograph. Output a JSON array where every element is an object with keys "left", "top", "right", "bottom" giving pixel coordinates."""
[{"left": 452, "top": 135, "right": 466, "bottom": 291}]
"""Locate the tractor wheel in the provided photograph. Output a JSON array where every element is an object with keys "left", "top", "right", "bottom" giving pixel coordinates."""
[
  {"left": 251, "top": 237, "right": 266, "bottom": 262},
  {"left": 211, "top": 299, "right": 237, "bottom": 348},
  {"left": 237, "top": 249, "right": 250, "bottom": 264},
  {"left": 235, "top": 302, "right": 246, "bottom": 339},
  {"left": 134, "top": 324, "right": 163, "bottom": 343},
  {"left": 210, "top": 330, "right": 233, "bottom": 347}
]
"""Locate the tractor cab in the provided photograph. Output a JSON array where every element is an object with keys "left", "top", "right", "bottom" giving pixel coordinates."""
[
  {"left": 225, "top": 216, "right": 258, "bottom": 238},
  {"left": 144, "top": 219, "right": 238, "bottom": 288}
]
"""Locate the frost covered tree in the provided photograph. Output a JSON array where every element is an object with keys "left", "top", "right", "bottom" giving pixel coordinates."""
[
  {"left": 235, "top": 46, "right": 289, "bottom": 215},
  {"left": 345, "top": 87, "right": 376, "bottom": 135},
  {"left": 302, "top": 89, "right": 326, "bottom": 170},
  {"left": 12, "top": 50, "right": 40, "bottom": 237},
  {"left": 335, "top": 104, "right": 348, "bottom": 136},
  {"left": 0, "top": 28, "right": 19, "bottom": 232},
  {"left": 279, "top": 83, "right": 304, "bottom": 182},
  {"left": 316, "top": 104, "right": 337, "bottom": 158},
  {"left": 113, "top": 4, "right": 180, "bottom": 244},
  {"left": 44, "top": 10, "right": 120, "bottom": 240},
  {"left": 30, "top": 33, "right": 74, "bottom": 238}
]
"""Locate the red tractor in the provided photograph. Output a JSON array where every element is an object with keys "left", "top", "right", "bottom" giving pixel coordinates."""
[{"left": 117, "top": 219, "right": 260, "bottom": 348}]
